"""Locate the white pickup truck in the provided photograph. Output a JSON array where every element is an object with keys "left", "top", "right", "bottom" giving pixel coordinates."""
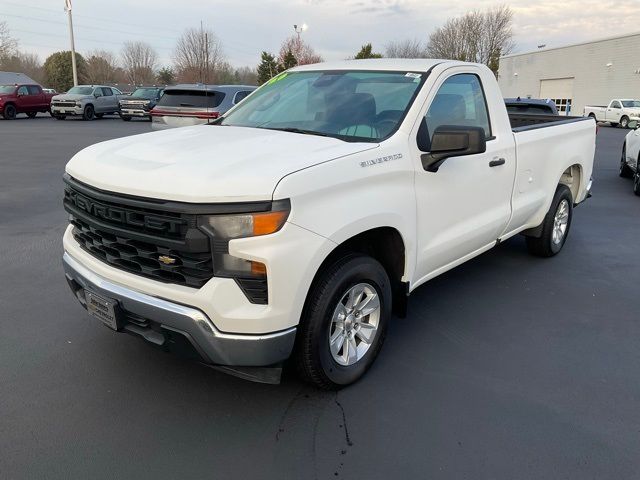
[
  {"left": 62, "top": 59, "right": 595, "bottom": 388},
  {"left": 584, "top": 99, "right": 640, "bottom": 128}
]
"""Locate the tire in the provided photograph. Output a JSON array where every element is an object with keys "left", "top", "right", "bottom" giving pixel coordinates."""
[
  {"left": 54, "top": 115, "right": 66, "bottom": 120},
  {"left": 588, "top": 113, "right": 596, "bottom": 121},
  {"left": 611, "top": 123, "right": 619, "bottom": 128},
  {"left": 121, "top": 116, "right": 132, "bottom": 122},
  {"left": 620, "top": 144, "right": 634, "bottom": 178},
  {"left": 634, "top": 160, "right": 640, "bottom": 196},
  {"left": 2, "top": 104, "right": 17, "bottom": 120},
  {"left": 526, "top": 184, "right": 573, "bottom": 257},
  {"left": 82, "top": 104, "right": 95, "bottom": 121},
  {"left": 95, "top": 113, "right": 104, "bottom": 119},
  {"left": 294, "top": 254, "right": 392, "bottom": 389},
  {"left": 26, "top": 112, "right": 37, "bottom": 119},
  {"left": 620, "top": 116, "right": 630, "bottom": 129}
]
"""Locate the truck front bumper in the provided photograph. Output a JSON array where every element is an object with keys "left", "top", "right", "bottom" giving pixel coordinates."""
[{"left": 62, "top": 252, "right": 297, "bottom": 369}]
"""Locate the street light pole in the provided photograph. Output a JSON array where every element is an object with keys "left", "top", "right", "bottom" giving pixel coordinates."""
[{"left": 65, "top": 0, "right": 78, "bottom": 86}]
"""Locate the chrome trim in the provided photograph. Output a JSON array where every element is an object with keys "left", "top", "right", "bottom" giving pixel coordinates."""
[{"left": 62, "top": 252, "right": 296, "bottom": 366}]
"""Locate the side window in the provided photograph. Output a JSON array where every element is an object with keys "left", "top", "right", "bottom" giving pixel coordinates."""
[
  {"left": 93, "top": 88, "right": 103, "bottom": 97},
  {"left": 234, "top": 91, "right": 251, "bottom": 104},
  {"left": 102, "top": 87, "right": 113, "bottom": 96},
  {"left": 424, "top": 73, "right": 491, "bottom": 144},
  {"left": 28, "top": 85, "right": 41, "bottom": 95},
  {"left": 17, "top": 86, "right": 29, "bottom": 95},
  {"left": 611, "top": 101, "right": 621, "bottom": 109}
]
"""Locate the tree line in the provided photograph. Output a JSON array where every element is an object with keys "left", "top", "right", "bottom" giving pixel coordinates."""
[{"left": 0, "top": 5, "right": 514, "bottom": 91}]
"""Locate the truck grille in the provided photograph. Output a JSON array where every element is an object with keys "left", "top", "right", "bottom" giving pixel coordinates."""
[
  {"left": 63, "top": 178, "right": 214, "bottom": 288},
  {"left": 53, "top": 101, "right": 77, "bottom": 108}
]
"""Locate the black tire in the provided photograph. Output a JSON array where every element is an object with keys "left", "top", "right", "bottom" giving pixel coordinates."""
[
  {"left": 620, "top": 116, "right": 630, "bottom": 129},
  {"left": 82, "top": 104, "right": 95, "bottom": 121},
  {"left": 620, "top": 144, "right": 633, "bottom": 178},
  {"left": 121, "top": 116, "right": 132, "bottom": 122},
  {"left": 526, "top": 184, "right": 573, "bottom": 257},
  {"left": 95, "top": 113, "right": 104, "bottom": 119},
  {"left": 294, "top": 254, "right": 392, "bottom": 389},
  {"left": 26, "top": 111, "right": 37, "bottom": 119},
  {"left": 54, "top": 115, "right": 66, "bottom": 120},
  {"left": 611, "top": 123, "right": 619, "bottom": 128},
  {"left": 2, "top": 104, "right": 17, "bottom": 120},
  {"left": 633, "top": 160, "right": 640, "bottom": 196}
]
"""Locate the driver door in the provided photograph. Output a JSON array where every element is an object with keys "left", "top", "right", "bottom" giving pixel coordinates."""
[{"left": 411, "top": 67, "right": 516, "bottom": 286}]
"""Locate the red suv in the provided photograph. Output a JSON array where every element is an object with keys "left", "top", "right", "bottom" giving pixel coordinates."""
[{"left": 0, "top": 84, "right": 56, "bottom": 120}]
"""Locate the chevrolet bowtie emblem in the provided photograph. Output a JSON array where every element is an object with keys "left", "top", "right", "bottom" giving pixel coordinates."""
[{"left": 158, "top": 255, "right": 176, "bottom": 265}]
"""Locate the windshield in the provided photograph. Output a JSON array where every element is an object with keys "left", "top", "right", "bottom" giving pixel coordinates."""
[
  {"left": 131, "top": 88, "right": 159, "bottom": 99},
  {"left": 219, "top": 70, "right": 426, "bottom": 142},
  {"left": 67, "top": 86, "right": 94, "bottom": 95},
  {"left": 621, "top": 100, "right": 640, "bottom": 108},
  {"left": 0, "top": 85, "right": 16, "bottom": 94}
]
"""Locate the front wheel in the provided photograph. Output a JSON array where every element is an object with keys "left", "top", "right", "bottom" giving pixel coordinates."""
[
  {"left": 294, "top": 254, "right": 392, "bottom": 389},
  {"left": 2, "top": 104, "right": 17, "bottom": 120},
  {"left": 620, "top": 116, "right": 630, "bottom": 129},
  {"left": 620, "top": 144, "right": 633, "bottom": 178},
  {"left": 82, "top": 105, "right": 95, "bottom": 121}
]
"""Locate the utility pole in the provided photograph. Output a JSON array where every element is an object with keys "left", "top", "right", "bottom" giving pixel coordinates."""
[{"left": 65, "top": 0, "right": 78, "bottom": 86}]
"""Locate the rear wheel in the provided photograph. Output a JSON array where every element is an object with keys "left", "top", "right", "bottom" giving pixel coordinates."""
[
  {"left": 620, "top": 144, "right": 633, "bottom": 178},
  {"left": 294, "top": 254, "right": 391, "bottom": 389},
  {"left": 2, "top": 104, "right": 17, "bottom": 120},
  {"left": 26, "top": 111, "right": 37, "bottom": 119},
  {"left": 82, "top": 104, "right": 95, "bottom": 121},
  {"left": 620, "top": 116, "right": 630, "bottom": 129},
  {"left": 526, "top": 184, "right": 573, "bottom": 257}
]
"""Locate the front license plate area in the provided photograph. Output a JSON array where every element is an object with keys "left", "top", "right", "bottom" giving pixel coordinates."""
[{"left": 85, "top": 290, "right": 121, "bottom": 331}]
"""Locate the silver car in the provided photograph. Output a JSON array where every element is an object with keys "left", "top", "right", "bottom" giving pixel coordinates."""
[
  {"left": 151, "top": 84, "right": 256, "bottom": 130},
  {"left": 51, "top": 85, "right": 124, "bottom": 120}
]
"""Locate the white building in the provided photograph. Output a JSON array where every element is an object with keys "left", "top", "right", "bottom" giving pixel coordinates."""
[{"left": 498, "top": 32, "right": 640, "bottom": 115}]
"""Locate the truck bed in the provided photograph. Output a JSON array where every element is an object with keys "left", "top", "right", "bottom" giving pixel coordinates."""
[{"left": 509, "top": 113, "right": 592, "bottom": 132}]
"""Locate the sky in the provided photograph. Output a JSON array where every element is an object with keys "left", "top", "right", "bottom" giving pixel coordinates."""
[{"left": 1, "top": 0, "right": 638, "bottom": 68}]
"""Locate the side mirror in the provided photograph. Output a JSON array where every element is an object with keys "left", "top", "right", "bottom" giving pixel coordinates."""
[
  {"left": 628, "top": 120, "right": 639, "bottom": 130},
  {"left": 419, "top": 124, "right": 487, "bottom": 172}
]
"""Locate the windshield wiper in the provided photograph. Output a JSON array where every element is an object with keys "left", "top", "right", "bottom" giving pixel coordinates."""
[{"left": 262, "top": 127, "right": 331, "bottom": 138}]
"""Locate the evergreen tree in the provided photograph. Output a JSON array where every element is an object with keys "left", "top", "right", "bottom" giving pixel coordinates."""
[
  {"left": 256, "top": 51, "right": 278, "bottom": 84},
  {"left": 279, "top": 49, "right": 298, "bottom": 72},
  {"left": 354, "top": 43, "right": 382, "bottom": 59}
]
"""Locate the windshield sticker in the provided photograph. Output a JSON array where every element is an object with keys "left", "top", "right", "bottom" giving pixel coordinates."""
[
  {"left": 267, "top": 72, "right": 288, "bottom": 85},
  {"left": 360, "top": 153, "right": 403, "bottom": 168},
  {"left": 405, "top": 72, "right": 421, "bottom": 79}
]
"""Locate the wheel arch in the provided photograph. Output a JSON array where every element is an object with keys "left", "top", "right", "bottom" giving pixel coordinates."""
[
  {"left": 559, "top": 163, "right": 583, "bottom": 203},
  {"left": 306, "top": 226, "right": 409, "bottom": 318}
]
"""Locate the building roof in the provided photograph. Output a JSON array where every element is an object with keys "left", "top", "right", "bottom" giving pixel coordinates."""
[
  {"left": 0, "top": 71, "right": 38, "bottom": 85},
  {"left": 501, "top": 31, "right": 640, "bottom": 59}
]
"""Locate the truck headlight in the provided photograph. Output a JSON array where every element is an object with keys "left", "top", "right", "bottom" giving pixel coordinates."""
[
  {"left": 75, "top": 101, "right": 82, "bottom": 107},
  {"left": 196, "top": 201, "right": 290, "bottom": 292}
]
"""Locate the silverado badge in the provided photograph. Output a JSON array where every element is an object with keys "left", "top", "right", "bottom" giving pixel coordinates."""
[{"left": 158, "top": 255, "right": 176, "bottom": 265}]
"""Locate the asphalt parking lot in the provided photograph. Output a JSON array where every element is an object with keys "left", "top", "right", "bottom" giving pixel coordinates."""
[{"left": 1, "top": 114, "right": 639, "bottom": 479}]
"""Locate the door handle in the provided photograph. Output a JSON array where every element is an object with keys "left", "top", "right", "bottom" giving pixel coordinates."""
[{"left": 489, "top": 158, "right": 506, "bottom": 167}]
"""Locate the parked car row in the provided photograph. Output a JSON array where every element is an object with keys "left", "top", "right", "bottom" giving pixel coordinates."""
[{"left": 1, "top": 82, "right": 257, "bottom": 128}]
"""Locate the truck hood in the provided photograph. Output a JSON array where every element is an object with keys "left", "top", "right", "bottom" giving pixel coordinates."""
[
  {"left": 65, "top": 125, "right": 378, "bottom": 202},
  {"left": 53, "top": 93, "right": 92, "bottom": 101}
]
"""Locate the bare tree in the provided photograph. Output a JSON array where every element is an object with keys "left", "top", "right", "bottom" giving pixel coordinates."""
[
  {"left": 426, "top": 5, "right": 514, "bottom": 74},
  {"left": 0, "top": 21, "right": 17, "bottom": 60},
  {"left": 0, "top": 51, "right": 43, "bottom": 83},
  {"left": 384, "top": 39, "right": 427, "bottom": 58},
  {"left": 121, "top": 41, "right": 157, "bottom": 85},
  {"left": 172, "top": 27, "right": 226, "bottom": 83},
  {"left": 278, "top": 36, "right": 322, "bottom": 66},
  {"left": 85, "top": 50, "right": 121, "bottom": 84}
]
